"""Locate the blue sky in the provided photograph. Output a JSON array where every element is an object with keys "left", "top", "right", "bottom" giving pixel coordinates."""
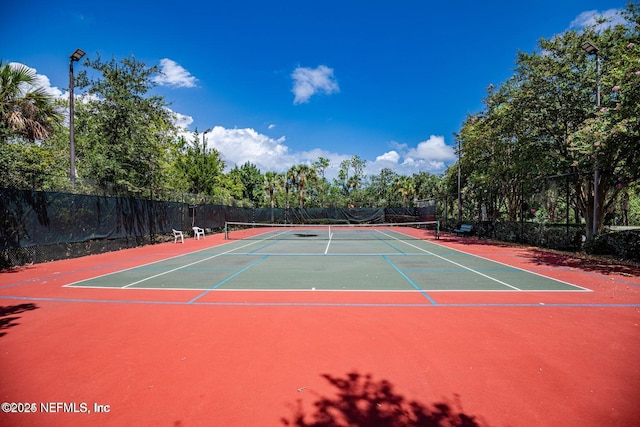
[{"left": 1, "top": 0, "right": 627, "bottom": 179}]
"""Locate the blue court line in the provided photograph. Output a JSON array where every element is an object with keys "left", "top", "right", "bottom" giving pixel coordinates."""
[
  {"left": 187, "top": 255, "right": 270, "bottom": 303},
  {"left": 382, "top": 255, "right": 437, "bottom": 305},
  {"left": 247, "top": 239, "right": 281, "bottom": 253},
  {"left": 2, "top": 295, "right": 639, "bottom": 308},
  {"left": 373, "top": 234, "right": 407, "bottom": 254}
]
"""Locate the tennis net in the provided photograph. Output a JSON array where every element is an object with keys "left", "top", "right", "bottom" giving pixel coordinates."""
[{"left": 224, "top": 221, "right": 439, "bottom": 241}]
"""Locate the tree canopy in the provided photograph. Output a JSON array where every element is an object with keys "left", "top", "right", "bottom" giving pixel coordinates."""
[
  {"left": 74, "top": 55, "right": 179, "bottom": 194},
  {"left": 454, "top": 3, "right": 640, "bottom": 237},
  {"left": 1, "top": 4, "right": 639, "bottom": 237}
]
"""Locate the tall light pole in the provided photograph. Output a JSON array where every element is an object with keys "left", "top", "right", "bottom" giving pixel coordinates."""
[
  {"left": 203, "top": 128, "right": 211, "bottom": 152},
  {"left": 69, "top": 48, "right": 85, "bottom": 185},
  {"left": 457, "top": 138, "right": 462, "bottom": 222},
  {"left": 581, "top": 41, "right": 600, "bottom": 237}
]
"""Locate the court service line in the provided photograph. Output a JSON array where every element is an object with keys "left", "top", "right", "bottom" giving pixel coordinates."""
[
  {"left": 377, "top": 231, "right": 522, "bottom": 291},
  {"left": 373, "top": 233, "right": 407, "bottom": 254},
  {"left": 187, "top": 255, "right": 270, "bottom": 303},
  {"left": 382, "top": 255, "right": 438, "bottom": 305},
  {"left": 63, "top": 238, "right": 249, "bottom": 288},
  {"left": 422, "top": 236, "right": 591, "bottom": 292},
  {"left": 121, "top": 240, "right": 266, "bottom": 288}
]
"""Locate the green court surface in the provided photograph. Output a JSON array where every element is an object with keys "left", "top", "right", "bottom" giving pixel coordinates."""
[{"left": 66, "top": 229, "right": 588, "bottom": 293}]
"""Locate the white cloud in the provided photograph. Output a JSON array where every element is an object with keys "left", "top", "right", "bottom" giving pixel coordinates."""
[
  {"left": 184, "top": 125, "right": 456, "bottom": 179},
  {"left": 291, "top": 65, "right": 339, "bottom": 104},
  {"left": 406, "top": 135, "right": 456, "bottom": 162},
  {"left": 153, "top": 58, "right": 197, "bottom": 88},
  {"left": 367, "top": 136, "right": 456, "bottom": 176},
  {"left": 375, "top": 151, "right": 400, "bottom": 163},
  {"left": 170, "top": 110, "right": 194, "bottom": 132},
  {"left": 9, "top": 63, "right": 63, "bottom": 98},
  {"left": 570, "top": 9, "right": 627, "bottom": 30},
  {"left": 208, "top": 126, "right": 293, "bottom": 171},
  {"left": 181, "top": 125, "right": 349, "bottom": 179},
  {"left": 33, "top": 73, "right": 63, "bottom": 98}
]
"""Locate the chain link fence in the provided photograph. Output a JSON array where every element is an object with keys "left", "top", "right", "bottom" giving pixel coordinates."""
[{"left": 433, "top": 172, "right": 639, "bottom": 261}]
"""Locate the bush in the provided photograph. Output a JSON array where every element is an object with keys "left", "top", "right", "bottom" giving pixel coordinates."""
[
  {"left": 584, "top": 230, "right": 640, "bottom": 262},
  {"left": 492, "top": 222, "right": 583, "bottom": 250}
]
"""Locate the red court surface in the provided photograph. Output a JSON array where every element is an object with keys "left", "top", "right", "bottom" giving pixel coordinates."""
[{"left": 1, "top": 233, "right": 639, "bottom": 426}]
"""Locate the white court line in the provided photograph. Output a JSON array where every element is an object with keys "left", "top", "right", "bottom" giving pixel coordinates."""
[
  {"left": 121, "top": 240, "right": 265, "bottom": 288},
  {"left": 324, "top": 232, "right": 333, "bottom": 254},
  {"left": 378, "top": 230, "right": 590, "bottom": 292},
  {"left": 429, "top": 238, "right": 590, "bottom": 291},
  {"left": 120, "top": 229, "right": 301, "bottom": 288},
  {"left": 377, "top": 230, "right": 521, "bottom": 290},
  {"left": 65, "top": 239, "right": 266, "bottom": 288},
  {"left": 108, "top": 287, "right": 581, "bottom": 292},
  {"left": 63, "top": 238, "right": 249, "bottom": 288}
]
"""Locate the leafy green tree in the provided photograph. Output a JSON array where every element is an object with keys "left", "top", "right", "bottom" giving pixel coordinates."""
[
  {"left": 334, "top": 155, "right": 367, "bottom": 206},
  {"left": 302, "top": 157, "right": 330, "bottom": 207},
  {"left": 74, "top": 54, "right": 178, "bottom": 195},
  {"left": 440, "top": 162, "right": 464, "bottom": 221},
  {"left": 570, "top": 6, "right": 640, "bottom": 232},
  {"left": 413, "top": 171, "right": 443, "bottom": 202},
  {"left": 229, "top": 162, "right": 263, "bottom": 206},
  {"left": 454, "top": 5, "right": 640, "bottom": 236},
  {"left": 173, "top": 131, "right": 229, "bottom": 199},
  {"left": 312, "top": 156, "right": 330, "bottom": 179},
  {"left": 0, "top": 141, "right": 68, "bottom": 189},
  {"left": 367, "top": 168, "right": 399, "bottom": 207},
  {"left": 512, "top": 10, "right": 639, "bottom": 236},
  {"left": 455, "top": 107, "right": 528, "bottom": 222}
]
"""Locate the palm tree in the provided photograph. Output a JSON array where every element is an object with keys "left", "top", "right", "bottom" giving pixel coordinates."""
[
  {"left": 263, "top": 171, "right": 281, "bottom": 209},
  {"left": 298, "top": 164, "right": 318, "bottom": 208},
  {"left": 394, "top": 176, "right": 415, "bottom": 207},
  {"left": 285, "top": 168, "right": 296, "bottom": 210},
  {"left": 288, "top": 164, "right": 317, "bottom": 208},
  {"left": 0, "top": 61, "right": 62, "bottom": 142}
]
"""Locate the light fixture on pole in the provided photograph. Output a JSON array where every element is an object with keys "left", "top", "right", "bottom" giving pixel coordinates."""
[
  {"left": 203, "top": 128, "right": 211, "bottom": 152},
  {"left": 581, "top": 41, "right": 600, "bottom": 237},
  {"left": 69, "top": 48, "right": 85, "bottom": 185}
]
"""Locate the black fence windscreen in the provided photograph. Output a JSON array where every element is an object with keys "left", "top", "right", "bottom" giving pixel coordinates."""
[
  {"left": 0, "top": 189, "right": 185, "bottom": 249},
  {"left": 1, "top": 188, "right": 436, "bottom": 255}
]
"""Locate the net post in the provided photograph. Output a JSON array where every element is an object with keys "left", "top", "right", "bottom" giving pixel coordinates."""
[
  {"left": 224, "top": 222, "right": 228, "bottom": 240},
  {"left": 436, "top": 220, "right": 440, "bottom": 239}
]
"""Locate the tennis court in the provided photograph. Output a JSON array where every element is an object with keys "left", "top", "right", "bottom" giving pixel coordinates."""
[
  {"left": 66, "top": 223, "right": 587, "bottom": 296},
  {"left": 1, "top": 224, "right": 639, "bottom": 427}
]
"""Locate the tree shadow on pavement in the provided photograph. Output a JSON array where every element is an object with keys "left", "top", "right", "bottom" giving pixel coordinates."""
[
  {"left": 527, "top": 249, "right": 640, "bottom": 277},
  {"left": 0, "top": 303, "right": 38, "bottom": 338},
  {"left": 281, "top": 371, "right": 488, "bottom": 427}
]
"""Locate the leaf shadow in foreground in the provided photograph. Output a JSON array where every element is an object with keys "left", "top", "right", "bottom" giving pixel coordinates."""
[
  {"left": 0, "top": 303, "right": 39, "bottom": 338},
  {"left": 281, "top": 371, "right": 489, "bottom": 427}
]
